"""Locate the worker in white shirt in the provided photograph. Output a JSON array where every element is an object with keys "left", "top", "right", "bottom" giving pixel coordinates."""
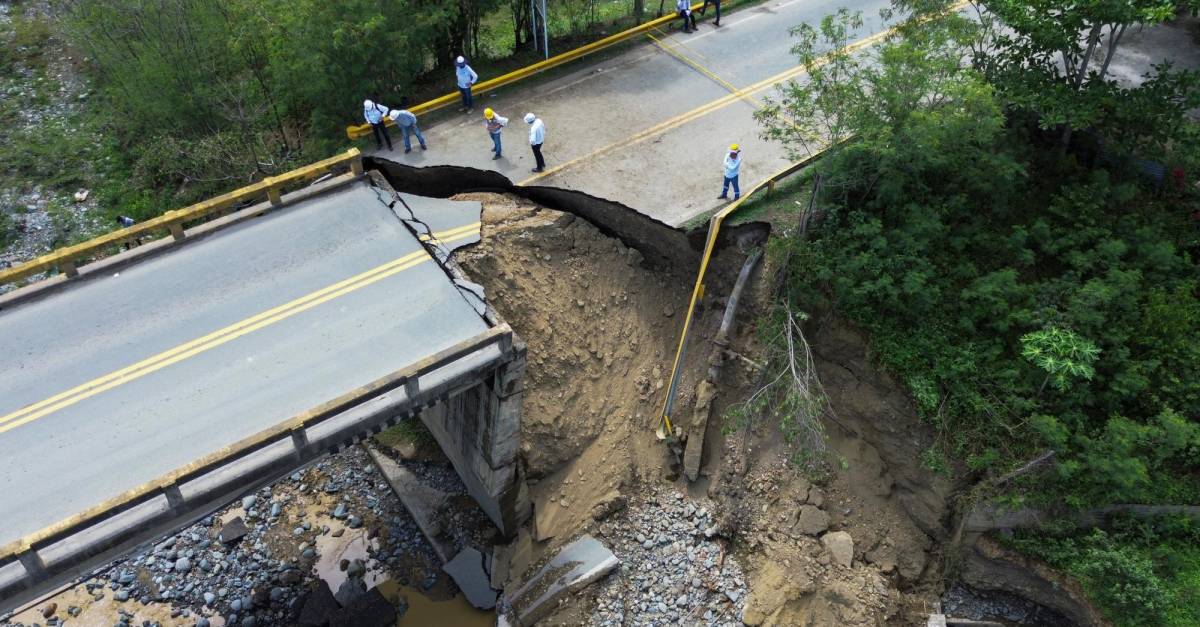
[
  {"left": 676, "top": 0, "right": 697, "bottom": 33},
  {"left": 362, "top": 97, "right": 392, "bottom": 151},
  {"left": 388, "top": 100, "right": 427, "bottom": 153},
  {"left": 719, "top": 144, "right": 742, "bottom": 201},
  {"left": 484, "top": 108, "right": 508, "bottom": 160},
  {"left": 525, "top": 113, "right": 546, "bottom": 173},
  {"left": 455, "top": 56, "right": 479, "bottom": 112}
]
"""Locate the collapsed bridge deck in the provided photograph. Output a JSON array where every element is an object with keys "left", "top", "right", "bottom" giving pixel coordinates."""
[{"left": 0, "top": 176, "right": 530, "bottom": 609}]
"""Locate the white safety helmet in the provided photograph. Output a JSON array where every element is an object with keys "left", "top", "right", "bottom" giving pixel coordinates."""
[
  {"left": 455, "top": 55, "right": 465, "bottom": 65},
  {"left": 524, "top": 113, "right": 536, "bottom": 124},
  {"left": 363, "top": 99, "right": 374, "bottom": 108}
]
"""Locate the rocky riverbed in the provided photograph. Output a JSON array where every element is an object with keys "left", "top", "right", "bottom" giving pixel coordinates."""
[{"left": 0, "top": 445, "right": 484, "bottom": 627}]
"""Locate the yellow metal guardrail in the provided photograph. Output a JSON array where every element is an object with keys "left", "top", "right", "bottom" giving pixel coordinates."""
[
  {"left": 346, "top": 3, "right": 706, "bottom": 140},
  {"left": 657, "top": 150, "right": 826, "bottom": 438},
  {"left": 0, "top": 149, "right": 363, "bottom": 287}
]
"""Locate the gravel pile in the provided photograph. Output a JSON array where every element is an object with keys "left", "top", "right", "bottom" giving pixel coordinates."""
[
  {"left": 942, "top": 583, "right": 1070, "bottom": 626},
  {"left": 588, "top": 487, "right": 746, "bottom": 626}
]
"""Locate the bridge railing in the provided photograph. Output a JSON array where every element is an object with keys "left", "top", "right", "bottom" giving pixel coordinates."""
[
  {"left": 0, "top": 323, "right": 513, "bottom": 607},
  {"left": 0, "top": 149, "right": 364, "bottom": 288}
]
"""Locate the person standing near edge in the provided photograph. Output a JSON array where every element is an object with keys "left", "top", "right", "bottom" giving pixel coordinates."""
[
  {"left": 388, "top": 100, "right": 427, "bottom": 153},
  {"left": 718, "top": 143, "right": 742, "bottom": 200},
  {"left": 363, "top": 96, "right": 392, "bottom": 151},
  {"left": 525, "top": 113, "right": 546, "bottom": 173},
  {"left": 676, "top": 0, "right": 697, "bottom": 33},
  {"left": 455, "top": 56, "right": 479, "bottom": 112},
  {"left": 484, "top": 108, "right": 508, "bottom": 160},
  {"left": 700, "top": 0, "right": 722, "bottom": 27}
]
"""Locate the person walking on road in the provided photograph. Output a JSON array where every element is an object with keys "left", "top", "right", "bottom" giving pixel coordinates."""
[
  {"left": 525, "top": 113, "right": 546, "bottom": 173},
  {"left": 388, "top": 102, "right": 427, "bottom": 153},
  {"left": 718, "top": 144, "right": 742, "bottom": 200},
  {"left": 363, "top": 97, "right": 392, "bottom": 151},
  {"left": 484, "top": 108, "right": 508, "bottom": 160},
  {"left": 700, "top": 0, "right": 722, "bottom": 27},
  {"left": 676, "top": 0, "right": 698, "bottom": 33},
  {"left": 456, "top": 56, "right": 479, "bottom": 112}
]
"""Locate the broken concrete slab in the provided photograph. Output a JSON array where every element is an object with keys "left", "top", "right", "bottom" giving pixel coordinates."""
[
  {"left": 444, "top": 547, "right": 498, "bottom": 610},
  {"left": 684, "top": 380, "right": 717, "bottom": 481},
  {"left": 217, "top": 516, "right": 250, "bottom": 544},
  {"left": 498, "top": 535, "right": 619, "bottom": 627},
  {"left": 366, "top": 444, "right": 455, "bottom": 563},
  {"left": 296, "top": 580, "right": 339, "bottom": 627},
  {"left": 329, "top": 586, "right": 396, "bottom": 627}
]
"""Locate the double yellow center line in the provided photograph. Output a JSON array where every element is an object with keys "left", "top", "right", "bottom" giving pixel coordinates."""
[{"left": 0, "top": 223, "right": 481, "bottom": 436}]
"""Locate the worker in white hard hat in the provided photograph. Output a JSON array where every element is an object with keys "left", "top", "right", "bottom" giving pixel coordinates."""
[
  {"left": 676, "top": 0, "right": 698, "bottom": 33},
  {"left": 525, "top": 113, "right": 546, "bottom": 173},
  {"left": 362, "top": 95, "right": 392, "bottom": 151},
  {"left": 388, "top": 98, "right": 426, "bottom": 154},
  {"left": 484, "top": 108, "right": 509, "bottom": 160},
  {"left": 455, "top": 55, "right": 479, "bottom": 113},
  {"left": 719, "top": 144, "right": 742, "bottom": 201}
]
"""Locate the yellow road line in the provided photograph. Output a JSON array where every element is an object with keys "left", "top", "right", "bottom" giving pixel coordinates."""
[
  {"left": 517, "top": 19, "right": 910, "bottom": 186},
  {"left": 0, "top": 228, "right": 479, "bottom": 435},
  {"left": 417, "top": 221, "right": 482, "bottom": 243},
  {"left": 646, "top": 28, "right": 760, "bottom": 108}
]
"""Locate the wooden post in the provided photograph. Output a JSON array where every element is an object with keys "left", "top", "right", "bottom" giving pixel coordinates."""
[
  {"left": 350, "top": 151, "right": 364, "bottom": 176},
  {"left": 266, "top": 177, "right": 282, "bottom": 206},
  {"left": 169, "top": 223, "right": 185, "bottom": 241},
  {"left": 61, "top": 260, "right": 78, "bottom": 279},
  {"left": 767, "top": 180, "right": 776, "bottom": 196}
]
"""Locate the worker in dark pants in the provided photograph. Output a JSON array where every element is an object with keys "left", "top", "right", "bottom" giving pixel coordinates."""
[
  {"left": 455, "top": 55, "right": 478, "bottom": 113},
  {"left": 525, "top": 113, "right": 546, "bottom": 173},
  {"left": 676, "top": 0, "right": 697, "bottom": 33},
  {"left": 363, "top": 97, "right": 392, "bottom": 151},
  {"left": 701, "top": 0, "right": 722, "bottom": 26}
]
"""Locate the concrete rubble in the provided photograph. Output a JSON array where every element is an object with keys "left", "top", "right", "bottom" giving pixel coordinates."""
[
  {"left": 498, "top": 535, "right": 620, "bottom": 626},
  {"left": 443, "top": 547, "right": 499, "bottom": 610}
]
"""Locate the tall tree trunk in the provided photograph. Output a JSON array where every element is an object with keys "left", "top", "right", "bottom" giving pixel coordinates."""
[
  {"left": 1097, "top": 22, "right": 1128, "bottom": 84},
  {"left": 634, "top": 0, "right": 645, "bottom": 24}
]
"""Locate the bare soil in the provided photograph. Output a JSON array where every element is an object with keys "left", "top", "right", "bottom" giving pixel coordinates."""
[{"left": 449, "top": 192, "right": 951, "bottom": 625}]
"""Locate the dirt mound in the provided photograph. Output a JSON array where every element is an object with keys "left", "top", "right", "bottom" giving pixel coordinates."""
[{"left": 453, "top": 193, "right": 693, "bottom": 481}]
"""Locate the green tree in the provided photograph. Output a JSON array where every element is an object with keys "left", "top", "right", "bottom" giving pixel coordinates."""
[{"left": 1020, "top": 326, "right": 1101, "bottom": 394}]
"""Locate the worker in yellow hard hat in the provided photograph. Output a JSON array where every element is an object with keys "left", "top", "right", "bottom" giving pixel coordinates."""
[
  {"left": 483, "top": 108, "right": 509, "bottom": 160},
  {"left": 719, "top": 143, "right": 742, "bottom": 201}
]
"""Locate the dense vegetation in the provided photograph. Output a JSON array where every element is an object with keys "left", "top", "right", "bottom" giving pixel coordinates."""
[
  {"left": 1007, "top": 515, "right": 1200, "bottom": 626},
  {"left": 752, "top": 1, "right": 1199, "bottom": 623},
  {"left": 1, "top": 0, "right": 699, "bottom": 228}
]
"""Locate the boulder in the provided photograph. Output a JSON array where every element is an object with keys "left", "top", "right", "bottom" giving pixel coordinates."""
[
  {"left": 821, "top": 531, "right": 854, "bottom": 568},
  {"left": 794, "top": 505, "right": 830, "bottom": 536}
]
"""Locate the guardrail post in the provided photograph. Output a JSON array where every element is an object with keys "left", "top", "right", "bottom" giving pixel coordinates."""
[
  {"left": 350, "top": 152, "right": 364, "bottom": 176},
  {"left": 60, "top": 260, "right": 78, "bottom": 279},
  {"left": 168, "top": 223, "right": 185, "bottom": 242},
  {"left": 290, "top": 428, "right": 309, "bottom": 460},
  {"left": 767, "top": 180, "right": 776, "bottom": 196},
  {"left": 266, "top": 177, "right": 282, "bottom": 206},
  {"left": 404, "top": 377, "right": 420, "bottom": 404},
  {"left": 18, "top": 550, "right": 48, "bottom": 584},
  {"left": 164, "top": 484, "right": 185, "bottom": 515}
]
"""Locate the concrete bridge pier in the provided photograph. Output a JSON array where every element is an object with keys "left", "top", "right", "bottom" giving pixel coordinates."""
[{"left": 419, "top": 336, "right": 530, "bottom": 537}]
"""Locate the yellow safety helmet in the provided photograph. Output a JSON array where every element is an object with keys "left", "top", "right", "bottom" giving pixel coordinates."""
[
  {"left": 484, "top": 108, "right": 495, "bottom": 119},
  {"left": 729, "top": 143, "right": 740, "bottom": 151}
]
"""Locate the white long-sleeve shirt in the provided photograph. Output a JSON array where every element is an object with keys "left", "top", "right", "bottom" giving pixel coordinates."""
[
  {"left": 724, "top": 152, "right": 742, "bottom": 178},
  {"left": 529, "top": 119, "right": 545, "bottom": 145},
  {"left": 456, "top": 64, "right": 478, "bottom": 89}
]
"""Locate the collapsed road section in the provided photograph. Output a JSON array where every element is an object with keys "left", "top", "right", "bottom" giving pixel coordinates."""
[{"left": 0, "top": 173, "right": 531, "bottom": 613}]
